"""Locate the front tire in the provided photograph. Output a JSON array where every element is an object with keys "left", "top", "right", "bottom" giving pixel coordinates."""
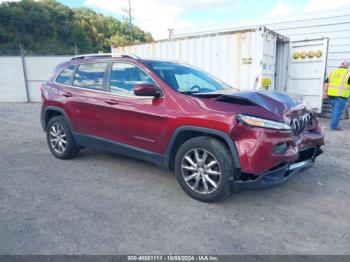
[
  {"left": 174, "top": 136, "right": 233, "bottom": 202},
  {"left": 47, "top": 116, "right": 79, "bottom": 159}
]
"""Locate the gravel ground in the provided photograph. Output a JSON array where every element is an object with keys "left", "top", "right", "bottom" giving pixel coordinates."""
[{"left": 0, "top": 103, "right": 349, "bottom": 255}]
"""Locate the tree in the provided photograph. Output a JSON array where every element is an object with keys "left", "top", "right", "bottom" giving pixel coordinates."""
[
  {"left": 109, "top": 34, "right": 130, "bottom": 47},
  {"left": 0, "top": 0, "right": 153, "bottom": 54}
]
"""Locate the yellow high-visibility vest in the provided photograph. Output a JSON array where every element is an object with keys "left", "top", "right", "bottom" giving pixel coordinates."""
[{"left": 327, "top": 68, "right": 350, "bottom": 98}]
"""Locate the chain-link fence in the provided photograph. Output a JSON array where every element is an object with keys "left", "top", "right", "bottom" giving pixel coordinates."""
[
  {"left": 0, "top": 45, "right": 75, "bottom": 102},
  {"left": 1, "top": 45, "right": 349, "bottom": 119}
]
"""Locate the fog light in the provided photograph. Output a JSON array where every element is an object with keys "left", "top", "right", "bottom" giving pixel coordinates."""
[{"left": 273, "top": 143, "right": 288, "bottom": 154}]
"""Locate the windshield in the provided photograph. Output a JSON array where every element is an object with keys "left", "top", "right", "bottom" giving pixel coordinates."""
[{"left": 144, "top": 61, "right": 233, "bottom": 94}]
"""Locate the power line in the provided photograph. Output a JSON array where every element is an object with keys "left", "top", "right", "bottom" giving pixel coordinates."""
[{"left": 122, "top": 0, "right": 133, "bottom": 42}]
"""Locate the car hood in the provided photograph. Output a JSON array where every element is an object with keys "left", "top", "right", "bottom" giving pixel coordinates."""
[{"left": 200, "top": 91, "right": 308, "bottom": 121}]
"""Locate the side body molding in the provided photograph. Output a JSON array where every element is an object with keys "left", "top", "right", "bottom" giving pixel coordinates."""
[{"left": 42, "top": 109, "right": 241, "bottom": 171}]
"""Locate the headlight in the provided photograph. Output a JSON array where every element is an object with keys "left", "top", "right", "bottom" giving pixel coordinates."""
[{"left": 237, "top": 114, "right": 291, "bottom": 130}]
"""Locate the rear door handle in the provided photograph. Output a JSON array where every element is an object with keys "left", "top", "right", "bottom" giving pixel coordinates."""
[
  {"left": 62, "top": 92, "right": 72, "bottom": 98},
  {"left": 105, "top": 99, "right": 119, "bottom": 105}
]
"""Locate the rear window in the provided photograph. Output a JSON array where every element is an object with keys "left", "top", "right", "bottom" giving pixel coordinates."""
[
  {"left": 73, "top": 63, "right": 107, "bottom": 90},
  {"left": 55, "top": 65, "right": 76, "bottom": 85}
]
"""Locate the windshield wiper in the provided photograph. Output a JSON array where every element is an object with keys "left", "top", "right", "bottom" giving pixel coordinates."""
[{"left": 179, "top": 91, "right": 200, "bottom": 95}]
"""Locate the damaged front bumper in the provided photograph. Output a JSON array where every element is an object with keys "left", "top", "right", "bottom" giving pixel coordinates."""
[{"left": 231, "top": 146, "right": 323, "bottom": 191}]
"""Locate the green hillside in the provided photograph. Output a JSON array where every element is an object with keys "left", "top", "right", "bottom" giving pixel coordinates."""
[{"left": 0, "top": 0, "right": 153, "bottom": 54}]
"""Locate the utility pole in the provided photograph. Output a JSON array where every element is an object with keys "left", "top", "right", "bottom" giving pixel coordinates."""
[
  {"left": 128, "top": 0, "right": 132, "bottom": 42},
  {"left": 74, "top": 42, "right": 78, "bottom": 55},
  {"left": 168, "top": 28, "right": 174, "bottom": 39},
  {"left": 122, "top": 0, "right": 133, "bottom": 43}
]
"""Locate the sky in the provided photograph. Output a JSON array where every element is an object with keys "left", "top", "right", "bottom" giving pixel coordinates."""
[{"left": 3, "top": 0, "right": 350, "bottom": 39}]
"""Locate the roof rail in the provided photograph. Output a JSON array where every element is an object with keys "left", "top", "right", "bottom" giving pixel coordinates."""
[{"left": 70, "top": 53, "right": 140, "bottom": 61}]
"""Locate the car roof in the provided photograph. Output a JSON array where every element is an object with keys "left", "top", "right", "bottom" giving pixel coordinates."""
[
  {"left": 54, "top": 55, "right": 183, "bottom": 76},
  {"left": 69, "top": 53, "right": 181, "bottom": 64},
  {"left": 70, "top": 53, "right": 140, "bottom": 60}
]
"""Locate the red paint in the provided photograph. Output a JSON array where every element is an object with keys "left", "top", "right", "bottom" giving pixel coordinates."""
[{"left": 41, "top": 57, "right": 324, "bottom": 175}]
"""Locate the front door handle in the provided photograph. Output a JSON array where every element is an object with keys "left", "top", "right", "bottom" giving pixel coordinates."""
[
  {"left": 105, "top": 99, "right": 119, "bottom": 105},
  {"left": 62, "top": 92, "right": 72, "bottom": 98}
]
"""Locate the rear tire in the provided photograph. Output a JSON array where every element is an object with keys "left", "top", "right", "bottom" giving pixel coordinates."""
[
  {"left": 174, "top": 136, "right": 233, "bottom": 202},
  {"left": 47, "top": 116, "right": 79, "bottom": 159}
]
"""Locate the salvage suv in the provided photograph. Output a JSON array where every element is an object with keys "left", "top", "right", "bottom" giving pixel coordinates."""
[{"left": 41, "top": 53, "right": 324, "bottom": 202}]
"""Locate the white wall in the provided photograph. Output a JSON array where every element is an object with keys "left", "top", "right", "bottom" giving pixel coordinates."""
[{"left": 0, "top": 56, "right": 70, "bottom": 102}]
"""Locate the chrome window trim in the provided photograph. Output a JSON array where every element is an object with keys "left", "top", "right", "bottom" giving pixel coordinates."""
[
  {"left": 53, "top": 83, "right": 158, "bottom": 100},
  {"left": 53, "top": 60, "right": 165, "bottom": 99}
]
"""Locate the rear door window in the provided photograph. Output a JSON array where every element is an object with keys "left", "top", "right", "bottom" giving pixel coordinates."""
[
  {"left": 55, "top": 65, "right": 76, "bottom": 85},
  {"left": 73, "top": 63, "right": 107, "bottom": 90}
]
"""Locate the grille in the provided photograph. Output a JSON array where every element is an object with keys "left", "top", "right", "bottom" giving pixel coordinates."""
[{"left": 290, "top": 112, "right": 313, "bottom": 136}]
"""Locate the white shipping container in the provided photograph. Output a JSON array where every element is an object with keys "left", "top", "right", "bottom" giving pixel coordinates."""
[
  {"left": 113, "top": 27, "right": 288, "bottom": 92},
  {"left": 112, "top": 26, "right": 328, "bottom": 113}
]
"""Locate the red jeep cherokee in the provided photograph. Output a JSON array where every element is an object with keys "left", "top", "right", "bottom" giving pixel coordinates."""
[{"left": 41, "top": 53, "right": 324, "bottom": 202}]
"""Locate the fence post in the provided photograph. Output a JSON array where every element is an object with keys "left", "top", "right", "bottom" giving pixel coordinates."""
[{"left": 20, "top": 44, "right": 30, "bottom": 102}]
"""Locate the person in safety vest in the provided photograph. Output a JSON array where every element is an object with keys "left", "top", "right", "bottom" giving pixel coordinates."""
[{"left": 324, "top": 61, "right": 350, "bottom": 130}]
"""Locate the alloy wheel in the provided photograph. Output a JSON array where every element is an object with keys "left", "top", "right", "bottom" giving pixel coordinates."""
[
  {"left": 49, "top": 123, "right": 67, "bottom": 154},
  {"left": 181, "top": 148, "right": 221, "bottom": 194}
]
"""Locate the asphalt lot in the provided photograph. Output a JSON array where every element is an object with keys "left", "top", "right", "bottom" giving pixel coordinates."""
[{"left": 0, "top": 103, "right": 350, "bottom": 255}]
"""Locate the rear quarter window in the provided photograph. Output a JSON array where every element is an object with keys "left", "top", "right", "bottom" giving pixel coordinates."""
[
  {"left": 73, "top": 63, "right": 107, "bottom": 90},
  {"left": 55, "top": 65, "right": 76, "bottom": 85}
]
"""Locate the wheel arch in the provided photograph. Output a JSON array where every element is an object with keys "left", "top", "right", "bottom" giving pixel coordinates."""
[
  {"left": 44, "top": 106, "right": 73, "bottom": 132},
  {"left": 165, "top": 126, "right": 240, "bottom": 170}
]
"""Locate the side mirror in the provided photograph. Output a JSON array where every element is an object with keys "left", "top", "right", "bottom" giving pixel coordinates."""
[{"left": 134, "top": 84, "right": 162, "bottom": 98}]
